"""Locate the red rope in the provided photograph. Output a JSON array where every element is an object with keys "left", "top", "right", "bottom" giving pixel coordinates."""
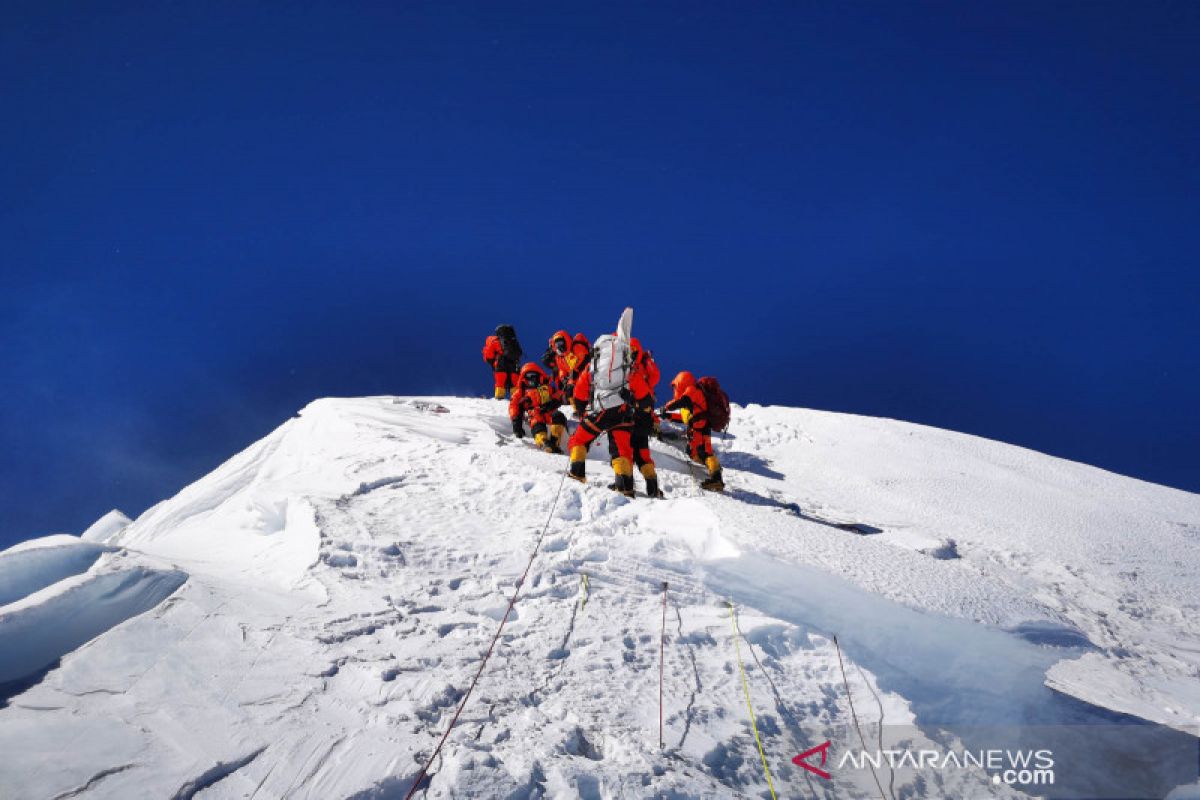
[{"left": 404, "top": 472, "right": 568, "bottom": 799}]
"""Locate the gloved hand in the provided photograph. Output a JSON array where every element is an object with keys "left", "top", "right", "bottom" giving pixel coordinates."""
[{"left": 512, "top": 418, "right": 525, "bottom": 438}]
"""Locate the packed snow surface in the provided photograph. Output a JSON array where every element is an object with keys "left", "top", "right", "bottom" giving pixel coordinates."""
[{"left": 0, "top": 396, "right": 1197, "bottom": 799}]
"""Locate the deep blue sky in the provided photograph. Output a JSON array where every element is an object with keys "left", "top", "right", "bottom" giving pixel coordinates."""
[{"left": 2, "top": 2, "right": 1197, "bottom": 547}]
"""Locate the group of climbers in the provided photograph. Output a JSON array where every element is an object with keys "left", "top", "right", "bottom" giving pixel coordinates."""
[{"left": 481, "top": 323, "right": 727, "bottom": 497}]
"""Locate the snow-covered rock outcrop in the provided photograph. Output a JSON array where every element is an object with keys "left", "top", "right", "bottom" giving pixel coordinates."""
[{"left": 0, "top": 396, "right": 1197, "bottom": 798}]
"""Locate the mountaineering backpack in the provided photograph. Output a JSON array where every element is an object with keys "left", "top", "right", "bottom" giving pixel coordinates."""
[
  {"left": 590, "top": 333, "right": 632, "bottom": 412},
  {"left": 495, "top": 325, "right": 522, "bottom": 362},
  {"left": 697, "top": 376, "right": 731, "bottom": 432}
]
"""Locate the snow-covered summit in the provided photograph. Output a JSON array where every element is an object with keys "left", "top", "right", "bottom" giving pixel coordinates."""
[{"left": 1, "top": 396, "right": 1197, "bottom": 798}]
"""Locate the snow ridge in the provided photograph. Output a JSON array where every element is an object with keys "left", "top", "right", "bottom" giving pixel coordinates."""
[{"left": 0, "top": 395, "right": 1196, "bottom": 799}]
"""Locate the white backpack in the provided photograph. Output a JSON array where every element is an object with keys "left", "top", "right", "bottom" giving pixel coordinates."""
[{"left": 590, "top": 333, "right": 632, "bottom": 412}]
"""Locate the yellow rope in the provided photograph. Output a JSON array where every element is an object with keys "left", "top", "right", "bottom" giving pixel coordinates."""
[{"left": 727, "top": 600, "right": 778, "bottom": 799}]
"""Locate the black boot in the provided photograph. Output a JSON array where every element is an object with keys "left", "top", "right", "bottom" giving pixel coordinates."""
[
  {"left": 641, "top": 464, "right": 664, "bottom": 498},
  {"left": 546, "top": 424, "right": 567, "bottom": 454}
]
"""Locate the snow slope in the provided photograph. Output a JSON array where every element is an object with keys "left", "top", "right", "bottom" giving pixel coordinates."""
[{"left": 0, "top": 396, "right": 1197, "bottom": 799}]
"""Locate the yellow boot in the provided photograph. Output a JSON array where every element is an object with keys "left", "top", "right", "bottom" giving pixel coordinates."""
[
  {"left": 700, "top": 456, "right": 724, "bottom": 492},
  {"left": 568, "top": 446, "right": 588, "bottom": 482},
  {"left": 494, "top": 386, "right": 506, "bottom": 400},
  {"left": 611, "top": 458, "right": 635, "bottom": 497},
  {"left": 641, "top": 463, "right": 663, "bottom": 498}
]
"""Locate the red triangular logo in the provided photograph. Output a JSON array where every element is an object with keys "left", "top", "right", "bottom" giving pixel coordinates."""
[{"left": 793, "top": 740, "right": 832, "bottom": 780}]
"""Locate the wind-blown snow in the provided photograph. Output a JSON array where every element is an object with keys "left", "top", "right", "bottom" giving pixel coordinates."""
[
  {"left": 0, "top": 396, "right": 1196, "bottom": 798},
  {"left": 80, "top": 509, "right": 132, "bottom": 543},
  {"left": 0, "top": 562, "right": 187, "bottom": 684},
  {"left": 0, "top": 535, "right": 109, "bottom": 606}
]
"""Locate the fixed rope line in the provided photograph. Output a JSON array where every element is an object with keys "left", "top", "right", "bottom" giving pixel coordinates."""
[
  {"left": 403, "top": 471, "right": 570, "bottom": 800},
  {"left": 655, "top": 421, "right": 701, "bottom": 489},
  {"left": 671, "top": 435, "right": 707, "bottom": 500},
  {"left": 733, "top": 609, "right": 818, "bottom": 800},
  {"left": 833, "top": 634, "right": 890, "bottom": 800},
  {"left": 727, "top": 600, "right": 778, "bottom": 800},
  {"left": 668, "top": 423, "right": 776, "bottom": 790},
  {"left": 855, "top": 660, "right": 897, "bottom": 800},
  {"left": 659, "top": 581, "right": 668, "bottom": 749}
]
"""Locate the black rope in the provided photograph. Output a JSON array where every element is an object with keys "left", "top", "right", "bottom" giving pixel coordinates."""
[
  {"left": 833, "top": 634, "right": 889, "bottom": 800},
  {"left": 854, "top": 660, "right": 897, "bottom": 800}
]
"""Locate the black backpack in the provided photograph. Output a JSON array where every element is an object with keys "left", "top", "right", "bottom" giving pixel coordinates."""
[{"left": 494, "top": 325, "right": 522, "bottom": 362}]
